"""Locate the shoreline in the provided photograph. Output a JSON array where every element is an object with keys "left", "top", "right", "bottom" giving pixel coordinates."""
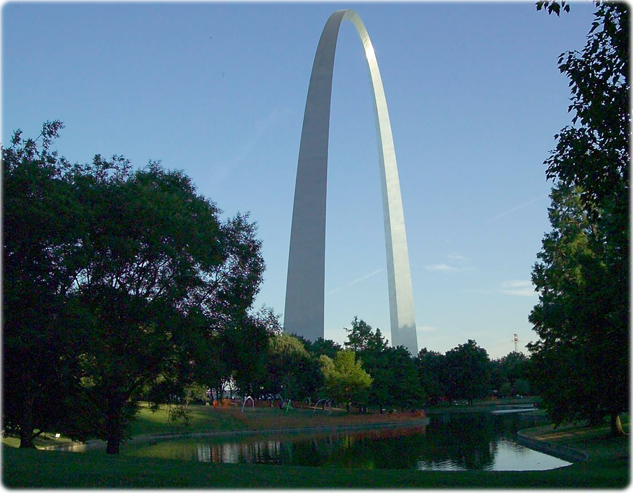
[
  {"left": 34, "top": 401, "right": 608, "bottom": 468},
  {"left": 42, "top": 408, "right": 575, "bottom": 466},
  {"left": 42, "top": 417, "right": 431, "bottom": 452},
  {"left": 516, "top": 428, "right": 589, "bottom": 463}
]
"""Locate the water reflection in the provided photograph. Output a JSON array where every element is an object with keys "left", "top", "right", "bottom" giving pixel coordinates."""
[{"left": 125, "top": 413, "right": 571, "bottom": 471}]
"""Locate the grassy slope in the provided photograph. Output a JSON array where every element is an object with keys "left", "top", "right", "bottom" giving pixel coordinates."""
[{"left": 2, "top": 404, "right": 630, "bottom": 488}]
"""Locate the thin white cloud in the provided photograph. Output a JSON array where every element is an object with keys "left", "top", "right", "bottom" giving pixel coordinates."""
[
  {"left": 214, "top": 107, "right": 290, "bottom": 180},
  {"left": 461, "top": 288, "right": 493, "bottom": 295},
  {"left": 500, "top": 280, "right": 536, "bottom": 297},
  {"left": 425, "top": 263, "right": 459, "bottom": 272},
  {"left": 491, "top": 194, "right": 549, "bottom": 221},
  {"left": 326, "top": 268, "right": 383, "bottom": 296},
  {"left": 424, "top": 263, "right": 480, "bottom": 273},
  {"left": 447, "top": 253, "right": 467, "bottom": 262},
  {"left": 231, "top": 108, "right": 283, "bottom": 164},
  {"left": 502, "top": 280, "right": 531, "bottom": 288},
  {"left": 347, "top": 268, "right": 383, "bottom": 287}
]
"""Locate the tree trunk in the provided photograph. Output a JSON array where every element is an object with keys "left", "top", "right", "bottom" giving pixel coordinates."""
[
  {"left": 104, "top": 397, "right": 127, "bottom": 455},
  {"left": 19, "top": 427, "right": 36, "bottom": 449},
  {"left": 106, "top": 439, "right": 121, "bottom": 455},
  {"left": 611, "top": 412, "right": 626, "bottom": 437},
  {"left": 19, "top": 394, "right": 36, "bottom": 449}
]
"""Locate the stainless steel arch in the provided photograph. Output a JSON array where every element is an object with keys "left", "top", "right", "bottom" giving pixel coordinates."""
[{"left": 284, "top": 9, "right": 418, "bottom": 354}]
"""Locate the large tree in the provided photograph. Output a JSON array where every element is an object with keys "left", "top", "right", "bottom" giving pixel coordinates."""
[
  {"left": 528, "top": 2, "right": 629, "bottom": 435},
  {"left": 444, "top": 340, "right": 491, "bottom": 405},
  {"left": 3, "top": 124, "right": 266, "bottom": 452},
  {"left": 378, "top": 346, "right": 424, "bottom": 412},
  {"left": 417, "top": 348, "right": 447, "bottom": 406},
  {"left": 344, "top": 318, "right": 423, "bottom": 412},
  {"left": 69, "top": 160, "right": 264, "bottom": 453},
  {"left": 261, "top": 333, "right": 323, "bottom": 402},
  {"left": 321, "top": 350, "right": 372, "bottom": 413},
  {"left": 344, "top": 316, "right": 388, "bottom": 354},
  {"left": 529, "top": 182, "right": 628, "bottom": 432},
  {"left": 490, "top": 352, "right": 530, "bottom": 398},
  {"left": 3, "top": 121, "right": 84, "bottom": 448}
]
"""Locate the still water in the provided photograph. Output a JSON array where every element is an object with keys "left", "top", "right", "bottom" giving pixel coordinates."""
[{"left": 122, "top": 412, "right": 571, "bottom": 471}]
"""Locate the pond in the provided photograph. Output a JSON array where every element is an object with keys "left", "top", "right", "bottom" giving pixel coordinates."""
[{"left": 119, "top": 411, "right": 572, "bottom": 471}]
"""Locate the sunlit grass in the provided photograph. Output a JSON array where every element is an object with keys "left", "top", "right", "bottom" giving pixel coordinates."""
[{"left": 128, "top": 403, "right": 249, "bottom": 436}]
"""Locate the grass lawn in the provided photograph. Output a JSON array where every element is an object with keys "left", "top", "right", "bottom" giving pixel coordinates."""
[
  {"left": 2, "top": 404, "right": 629, "bottom": 488},
  {"left": 424, "top": 396, "right": 540, "bottom": 414},
  {"left": 128, "top": 403, "right": 429, "bottom": 438},
  {"left": 128, "top": 403, "right": 250, "bottom": 436}
]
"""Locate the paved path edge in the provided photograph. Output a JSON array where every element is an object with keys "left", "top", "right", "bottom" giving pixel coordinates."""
[{"left": 516, "top": 429, "right": 590, "bottom": 464}]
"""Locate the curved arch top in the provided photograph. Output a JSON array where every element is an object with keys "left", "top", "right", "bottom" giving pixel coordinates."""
[{"left": 284, "top": 9, "right": 418, "bottom": 354}]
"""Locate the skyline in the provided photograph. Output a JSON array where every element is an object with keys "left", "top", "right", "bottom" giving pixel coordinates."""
[{"left": 2, "top": 1, "right": 597, "bottom": 358}]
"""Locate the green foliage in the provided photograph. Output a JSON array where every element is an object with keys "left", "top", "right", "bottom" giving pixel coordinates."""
[
  {"left": 322, "top": 350, "right": 372, "bottom": 412},
  {"left": 2, "top": 123, "right": 267, "bottom": 452},
  {"left": 229, "top": 308, "right": 281, "bottom": 397},
  {"left": 302, "top": 337, "right": 342, "bottom": 360},
  {"left": 343, "top": 318, "right": 423, "bottom": 411},
  {"left": 417, "top": 349, "right": 447, "bottom": 405},
  {"left": 490, "top": 352, "right": 530, "bottom": 398},
  {"left": 318, "top": 354, "right": 336, "bottom": 381},
  {"left": 529, "top": 3, "right": 629, "bottom": 434},
  {"left": 63, "top": 157, "right": 264, "bottom": 452},
  {"left": 261, "top": 333, "right": 323, "bottom": 401},
  {"left": 344, "top": 316, "right": 388, "bottom": 353},
  {"left": 536, "top": 1, "right": 570, "bottom": 16},
  {"left": 514, "top": 379, "right": 531, "bottom": 396},
  {"left": 444, "top": 340, "right": 491, "bottom": 403},
  {"left": 3, "top": 121, "right": 85, "bottom": 447},
  {"left": 381, "top": 346, "right": 424, "bottom": 410}
]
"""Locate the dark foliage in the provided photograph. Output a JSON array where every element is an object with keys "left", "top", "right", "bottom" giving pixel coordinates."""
[{"left": 528, "top": 2, "right": 629, "bottom": 435}]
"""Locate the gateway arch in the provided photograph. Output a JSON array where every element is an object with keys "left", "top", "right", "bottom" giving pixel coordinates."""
[{"left": 284, "top": 9, "right": 418, "bottom": 355}]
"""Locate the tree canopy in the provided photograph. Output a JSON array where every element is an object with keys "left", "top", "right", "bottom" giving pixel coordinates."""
[
  {"left": 3, "top": 122, "right": 267, "bottom": 452},
  {"left": 444, "top": 340, "right": 491, "bottom": 405},
  {"left": 3, "top": 121, "right": 84, "bottom": 448},
  {"left": 321, "top": 350, "right": 372, "bottom": 413},
  {"left": 529, "top": 2, "right": 629, "bottom": 435},
  {"left": 261, "top": 333, "right": 324, "bottom": 402}
]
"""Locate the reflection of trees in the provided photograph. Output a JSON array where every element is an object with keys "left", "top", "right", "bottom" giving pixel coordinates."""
[
  {"left": 127, "top": 414, "right": 538, "bottom": 470},
  {"left": 492, "top": 412, "right": 551, "bottom": 442},
  {"left": 298, "top": 427, "right": 429, "bottom": 469},
  {"left": 418, "top": 414, "right": 496, "bottom": 471}
]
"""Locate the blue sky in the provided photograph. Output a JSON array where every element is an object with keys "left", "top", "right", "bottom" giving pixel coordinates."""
[{"left": 2, "top": 1, "right": 596, "bottom": 359}]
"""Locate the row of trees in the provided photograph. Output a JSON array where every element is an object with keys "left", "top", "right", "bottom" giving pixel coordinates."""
[
  {"left": 248, "top": 317, "right": 530, "bottom": 414},
  {"left": 3, "top": 123, "right": 272, "bottom": 453}
]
